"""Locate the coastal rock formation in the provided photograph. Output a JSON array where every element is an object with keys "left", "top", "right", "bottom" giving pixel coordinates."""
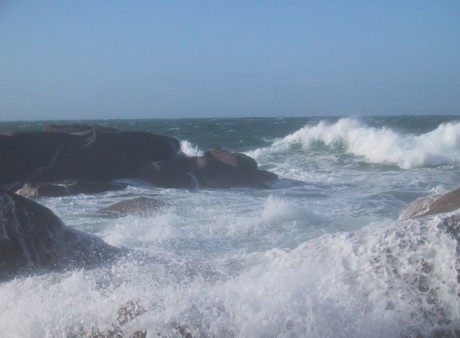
[
  {"left": 0, "top": 124, "right": 179, "bottom": 186},
  {"left": 0, "top": 189, "right": 121, "bottom": 281},
  {"left": 179, "top": 148, "right": 278, "bottom": 189},
  {"left": 400, "top": 187, "right": 460, "bottom": 220},
  {"left": 98, "top": 197, "right": 170, "bottom": 217},
  {"left": 0, "top": 124, "right": 278, "bottom": 195}
]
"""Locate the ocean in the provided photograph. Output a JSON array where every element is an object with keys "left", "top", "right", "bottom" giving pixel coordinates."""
[{"left": 1, "top": 115, "right": 460, "bottom": 337}]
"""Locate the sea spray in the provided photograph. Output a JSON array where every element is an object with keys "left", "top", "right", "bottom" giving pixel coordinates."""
[
  {"left": 248, "top": 118, "right": 460, "bottom": 169},
  {"left": 180, "top": 139, "right": 204, "bottom": 157},
  {"left": 1, "top": 116, "right": 459, "bottom": 337}
]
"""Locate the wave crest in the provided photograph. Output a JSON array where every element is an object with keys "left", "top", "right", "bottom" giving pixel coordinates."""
[{"left": 248, "top": 118, "right": 460, "bottom": 169}]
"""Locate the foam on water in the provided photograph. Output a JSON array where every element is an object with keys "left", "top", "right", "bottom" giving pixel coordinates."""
[
  {"left": 1, "top": 211, "right": 459, "bottom": 337},
  {"left": 248, "top": 118, "right": 460, "bottom": 169},
  {"left": 1, "top": 116, "right": 459, "bottom": 337}
]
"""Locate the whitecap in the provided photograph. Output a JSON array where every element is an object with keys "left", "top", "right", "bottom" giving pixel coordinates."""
[{"left": 247, "top": 118, "right": 460, "bottom": 169}]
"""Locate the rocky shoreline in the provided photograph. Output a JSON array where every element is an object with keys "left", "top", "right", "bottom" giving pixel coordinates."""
[
  {"left": 0, "top": 123, "right": 279, "bottom": 282},
  {"left": 1, "top": 124, "right": 460, "bottom": 333},
  {"left": 0, "top": 124, "right": 278, "bottom": 197}
]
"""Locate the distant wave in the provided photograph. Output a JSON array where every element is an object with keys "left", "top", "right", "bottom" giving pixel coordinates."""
[{"left": 247, "top": 118, "right": 460, "bottom": 169}]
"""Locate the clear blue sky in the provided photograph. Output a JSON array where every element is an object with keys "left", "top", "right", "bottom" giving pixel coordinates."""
[{"left": 1, "top": 1, "right": 459, "bottom": 120}]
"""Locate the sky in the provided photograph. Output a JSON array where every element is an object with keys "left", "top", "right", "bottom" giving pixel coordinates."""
[{"left": 1, "top": 1, "right": 459, "bottom": 121}]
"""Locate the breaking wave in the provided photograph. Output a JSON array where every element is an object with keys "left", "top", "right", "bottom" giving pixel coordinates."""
[
  {"left": 180, "top": 140, "right": 203, "bottom": 157},
  {"left": 248, "top": 118, "right": 460, "bottom": 169}
]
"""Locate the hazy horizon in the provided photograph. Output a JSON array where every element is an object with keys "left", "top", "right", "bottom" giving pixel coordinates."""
[{"left": 1, "top": 1, "right": 459, "bottom": 121}]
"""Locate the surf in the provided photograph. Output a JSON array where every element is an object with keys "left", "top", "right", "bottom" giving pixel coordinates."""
[{"left": 248, "top": 118, "right": 460, "bottom": 169}]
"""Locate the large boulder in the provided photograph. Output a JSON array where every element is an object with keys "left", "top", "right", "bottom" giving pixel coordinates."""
[
  {"left": 0, "top": 125, "right": 180, "bottom": 186},
  {"left": 401, "top": 187, "right": 460, "bottom": 220},
  {"left": 0, "top": 124, "right": 278, "bottom": 193},
  {"left": 180, "top": 148, "right": 278, "bottom": 189},
  {"left": 0, "top": 189, "right": 121, "bottom": 281},
  {"left": 31, "top": 129, "right": 181, "bottom": 183},
  {"left": 0, "top": 131, "right": 78, "bottom": 186}
]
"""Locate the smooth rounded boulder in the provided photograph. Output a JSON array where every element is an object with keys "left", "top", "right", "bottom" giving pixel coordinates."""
[{"left": 0, "top": 189, "right": 121, "bottom": 281}]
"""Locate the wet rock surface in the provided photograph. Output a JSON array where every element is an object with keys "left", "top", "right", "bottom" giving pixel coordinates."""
[{"left": 0, "top": 189, "right": 121, "bottom": 281}]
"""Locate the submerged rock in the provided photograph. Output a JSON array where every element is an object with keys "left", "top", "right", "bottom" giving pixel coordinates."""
[
  {"left": 98, "top": 197, "right": 170, "bottom": 217},
  {"left": 0, "top": 189, "right": 121, "bottom": 281},
  {"left": 401, "top": 187, "right": 460, "bottom": 220}
]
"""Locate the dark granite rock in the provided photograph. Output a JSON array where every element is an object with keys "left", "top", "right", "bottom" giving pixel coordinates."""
[
  {"left": 134, "top": 160, "right": 197, "bottom": 189},
  {"left": 0, "top": 126, "right": 180, "bottom": 186},
  {"left": 30, "top": 129, "right": 181, "bottom": 183},
  {"left": 0, "top": 189, "right": 121, "bottom": 281},
  {"left": 0, "top": 124, "right": 278, "bottom": 192}
]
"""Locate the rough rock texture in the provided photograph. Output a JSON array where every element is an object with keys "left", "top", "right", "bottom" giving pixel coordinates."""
[
  {"left": 400, "top": 187, "right": 460, "bottom": 220},
  {"left": 99, "top": 197, "right": 170, "bottom": 217},
  {"left": 0, "top": 125, "right": 278, "bottom": 194},
  {"left": 0, "top": 189, "right": 121, "bottom": 281}
]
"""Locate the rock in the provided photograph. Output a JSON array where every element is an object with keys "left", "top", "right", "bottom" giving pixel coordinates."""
[
  {"left": 401, "top": 187, "right": 460, "bottom": 220},
  {"left": 99, "top": 197, "right": 170, "bottom": 217},
  {"left": 31, "top": 129, "right": 181, "bottom": 183},
  {"left": 135, "top": 160, "right": 197, "bottom": 189},
  {"left": 15, "top": 181, "right": 127, "bottom": 198},
  {"left": 179, "top": 149, "right": 278, "bottom": 189},
  {"left": 0, "top": 126, "right": 180, "bottom": 185},
  {"left": 0, "top": 124, "right": 278, "bottom": 192},
  {"left": 0, "top": 189, "right": 121, "bottom": 281},
  {"left": 0, "top": 131, "right": 78, "bottom": 186},
  {"left": 400, "top": 195, "right": 439, "bottom": 220},
  {"left": 424, "top": 188, "right": 460, "bottom": 216},
  {"left": 204, "top": 148, "right": 258, "bottom": 171}
]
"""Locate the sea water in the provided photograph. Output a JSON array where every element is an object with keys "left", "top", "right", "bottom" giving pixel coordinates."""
[{"left": 0, "top": 116, "right": 459, "bottom": 337}]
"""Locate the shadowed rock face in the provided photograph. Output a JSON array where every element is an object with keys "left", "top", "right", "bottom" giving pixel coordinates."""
[
  {"left": 0, "top": 189, "right": 121, "bottom": 281},
  {"left": 0, "top": 124, "right": 278, "bottom": 195},
  {"left": 401, "top": 187, "right": 460, "bottom": 220},
  {"left": 0, "top": 126, "right": 180, "bottom": 186}
]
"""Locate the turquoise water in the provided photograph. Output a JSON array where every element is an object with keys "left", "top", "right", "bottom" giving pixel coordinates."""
[{"left": 0, "top": 116, "right": 459, "bottom": 337}]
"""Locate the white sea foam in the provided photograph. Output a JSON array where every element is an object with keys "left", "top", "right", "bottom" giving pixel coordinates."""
[
  {"left": 2, "top": 215, "right": 458, "bottom": 337},
  {"left": 1, "top": 117, "right": 459, "bottom": 337},
  {"left": 180, "top": 140, "right": 203, "bottom": 157},
  {"left": 248, "top": 118, "right": 460, "bottom": 169}
]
